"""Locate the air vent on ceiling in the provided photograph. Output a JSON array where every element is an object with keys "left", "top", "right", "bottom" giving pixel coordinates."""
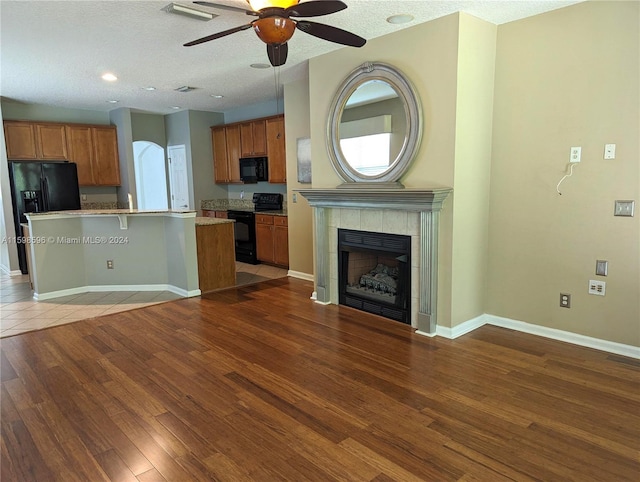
[{"left": 174, "top": 86, "right": 196, "bottom": 93}]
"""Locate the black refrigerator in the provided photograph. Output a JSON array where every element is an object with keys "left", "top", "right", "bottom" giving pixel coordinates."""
[{"left": 8, "top": 161, "right": 81, "bottom": 274}]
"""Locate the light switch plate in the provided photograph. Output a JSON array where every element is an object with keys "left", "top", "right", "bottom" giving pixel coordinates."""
[
  {"left": 614, "top": 200, "right": 635, "bottom": 217},
  {"left": 595, "top": 260, "right": 608, "bottom": 276}
]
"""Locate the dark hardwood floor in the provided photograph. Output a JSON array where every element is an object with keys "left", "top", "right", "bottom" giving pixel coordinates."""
[{"left": 1, "top": 277, "right": 639, "bottom": 481}]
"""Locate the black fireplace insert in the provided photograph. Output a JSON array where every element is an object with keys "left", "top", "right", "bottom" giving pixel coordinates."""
[{"left": 338, "top": 229, "right": 411, "bottom": 324}]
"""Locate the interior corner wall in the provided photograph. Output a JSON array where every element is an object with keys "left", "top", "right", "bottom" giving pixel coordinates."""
[
  {"left": 450, "top": 14, "right": 497, "bottom": 326},
  {"left": 284, "top": 76, "right": 314, "bottom": 277},
  {"left": 187, "top": 110, "right": 226, "bottom": 209},
  {"left": 0, "top": 103, "right": 20, "bottom": 273},
  {"left": 109, "top": 108, "right": 135, "bottom": 208},
  {"left": 488, "top": 1, "right": 640, "bottom": 346}
]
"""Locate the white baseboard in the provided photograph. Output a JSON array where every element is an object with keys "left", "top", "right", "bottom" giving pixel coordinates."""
[
  {"left": 431, "top": 313, "right": 639, "bottom": 359},
  {"left": 34, "top": 284, "right": 200, "bottom": 301},
  {"left": 0, "top": 265, "right": 23, "bottom": 277},
  {"left": 485, "top": 314, "right": 640, "bottom": 360},
  {"left": 435, "top": 314, "right": 486, "bottom": 339},
  {"left": 288, "top": 270, "right": 314, "bottom": 282}
]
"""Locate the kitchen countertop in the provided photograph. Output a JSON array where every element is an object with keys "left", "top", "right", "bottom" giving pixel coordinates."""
[
  {"left": 195, "top": 217, "right": 234, "bottom": 226},
  {"left": 204, "top": 208, "right": 288, "bottom": 216},
  {"left": 27, "top": 209, "right": 196, "bottom": 216}
]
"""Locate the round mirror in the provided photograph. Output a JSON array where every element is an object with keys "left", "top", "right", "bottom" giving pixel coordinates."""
[{"left": 327, "top": 62, "right": 422, "bottom": 186}]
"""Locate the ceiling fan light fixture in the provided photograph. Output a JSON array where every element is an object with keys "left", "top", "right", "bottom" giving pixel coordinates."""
[
  {"left": 247, "top": 0, "right": 299, "bottom": 11},
  {"left": 253, "top": 17, "right": 296, "bottom": 45},
  {"left": 163, "top": 3, "right": 215, "bottom": 21}
]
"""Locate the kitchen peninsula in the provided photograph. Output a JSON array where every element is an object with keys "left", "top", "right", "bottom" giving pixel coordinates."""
[{"left": 24, "top": 209, "right": 235, "bottom": 300}]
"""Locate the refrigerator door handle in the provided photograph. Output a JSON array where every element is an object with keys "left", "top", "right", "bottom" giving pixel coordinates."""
[{"left": 42, "top": 176, "right": 49, "bottom": 211}]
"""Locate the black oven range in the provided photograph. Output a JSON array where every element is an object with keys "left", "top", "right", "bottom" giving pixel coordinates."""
[{"left": 227, "top": 193, "right": 283, "bottom": 264}]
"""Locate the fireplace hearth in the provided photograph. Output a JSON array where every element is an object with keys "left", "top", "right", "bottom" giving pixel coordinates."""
[{"left": 339, "top": 229, "right": 411, "bottom": 323}]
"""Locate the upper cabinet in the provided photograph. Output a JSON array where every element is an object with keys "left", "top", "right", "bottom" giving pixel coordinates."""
[
  {"left": 240, "top": 119, "right": 267, "bottom": 157},
  {"left": 3, "top": 120, "right": 121, "bottom": 186},
  {"left": 212, "top": 115, "right": 284, "bottom": 184},
  {"left": 266, "top": 115, "right": 286, "bottom": 184},
  {"left": 4, "top": 121, "right": 68, "bottom": 160},
  {"left": 66, "top": 124, "right": 121, "bottom": 186},
  {"left": 211, "top": 125, "right": 242, "bottom": 184}
]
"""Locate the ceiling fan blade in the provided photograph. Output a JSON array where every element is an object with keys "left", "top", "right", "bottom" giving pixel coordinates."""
[
  {"left": 193, "top": 1, "right": 257, "bottom": 15},
  {"left": 267, "top": 43, "right": 288, "bottom": 67},
  {"left": 286, "top": 0, "right": 347, "bottom": 18},
  {"left": 184, "top": 23, "right": 253, "bottom": 46},
  {"left": 296, "top": 20, "right": 366, "bottom": 47}
]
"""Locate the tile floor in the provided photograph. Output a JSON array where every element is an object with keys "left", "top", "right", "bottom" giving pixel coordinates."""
[{"left": 0, "top": 261, "right": 288, "bottom": 338}]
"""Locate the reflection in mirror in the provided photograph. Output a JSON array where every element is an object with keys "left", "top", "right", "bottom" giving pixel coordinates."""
[
  {"left": 339, "top": 80, "right": 406, "bottom": 176},
  {"left": 327, "top": 62, "right": 422, "bottom": 186}
]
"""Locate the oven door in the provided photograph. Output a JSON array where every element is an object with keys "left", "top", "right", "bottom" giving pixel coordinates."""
[{"left": 227, "top": 210, "right": 257, "bottom": 264}]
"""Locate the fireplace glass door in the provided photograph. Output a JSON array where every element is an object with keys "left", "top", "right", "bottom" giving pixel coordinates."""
[{"left": 338, "top": 229, "right": 411, "bottom": 324}]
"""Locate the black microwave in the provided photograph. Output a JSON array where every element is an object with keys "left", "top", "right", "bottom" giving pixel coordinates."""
[{"left": 239, "top": 157, "right": 268, "bottom": 183}]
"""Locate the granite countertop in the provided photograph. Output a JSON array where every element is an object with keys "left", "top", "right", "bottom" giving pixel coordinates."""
[
  {"left": 27, "top": 209, "right": 196, "bottom": 216},
  {"left": 202, "top": 207, "right": 288, "bottom": 216},
  {"left": 195, "top": 217, "right": 235, "bottom": 226}
]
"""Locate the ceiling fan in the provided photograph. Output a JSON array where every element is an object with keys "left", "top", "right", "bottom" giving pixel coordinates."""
[{"left": 183, "top": 0, "right": 366, "bottom": 67}]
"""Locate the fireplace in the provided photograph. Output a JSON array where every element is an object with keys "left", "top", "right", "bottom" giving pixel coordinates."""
[
  {"left": 297, "top": 187, "right": 451, "bottom": 335},
  {"left": 339, "top": 229, "right": 411, "bottom": 323}
]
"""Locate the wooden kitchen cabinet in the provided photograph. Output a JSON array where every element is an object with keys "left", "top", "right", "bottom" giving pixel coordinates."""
[
  {"left": 240, "top": 119, "right": 266, "bottom": 157},
  {"left": 212, "top": 125, "right": 242, "bottom": 183},
  {"left": 66, "top": 125, "right": 120, "bottom": 186},
  {"left": 266, "top": 115, "right": 286, "bottom": 183},
  {"left": 255, "top": 214, "right": 288, "bottom": 267},
  {"left": 4, "top": 121, "right": 68, "bottom": 160},
  {"left": 202, "top": 210, "right": 228, "bottom": 219}
]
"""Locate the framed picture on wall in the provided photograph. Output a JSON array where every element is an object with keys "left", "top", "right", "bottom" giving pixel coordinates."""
[{"left": 296, "top": 137, "right": 311, "bottom": 183}]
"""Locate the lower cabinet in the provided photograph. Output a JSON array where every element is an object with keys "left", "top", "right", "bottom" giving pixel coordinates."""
[
  {"left": 255, "top": 214, "right": 288, "bottom": 267},
  {"left": 202, "top": 210, "right": 228, "bottom": 219}
]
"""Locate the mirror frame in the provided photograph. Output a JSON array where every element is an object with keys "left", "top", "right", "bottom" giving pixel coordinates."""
[{"left": 326, "top": 62, "right": 422, "bottom": 187}]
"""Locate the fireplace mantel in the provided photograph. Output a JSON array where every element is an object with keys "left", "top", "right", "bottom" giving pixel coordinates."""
[
  {"left": 297, "top": 187, "right": 451, "bottom": 212},
  {"left": 298, "top": 186, "right": 452, "bottom": 336}
]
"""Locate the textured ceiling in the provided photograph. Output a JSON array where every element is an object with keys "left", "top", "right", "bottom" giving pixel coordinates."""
[{"left": 0, "top": 0, "right": 582, "bottom": 115}]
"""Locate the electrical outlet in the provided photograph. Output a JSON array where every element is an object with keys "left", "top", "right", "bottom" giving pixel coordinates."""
[
  {"left": 588, "top": 280, "right": 605, "bottom": 296},
  {"left": 604, "top": 144, "right": 616, "bottom": 160},
  {"left": 107, "top": 260, "right": 114, "bottom": 269},
  {"left": 614, "top": 200, "right": 635, "bottom": 217},
  {"left": 569, "top": 146, "right": 582, "bottom": 163},
  {"left": 560, "top": 293, "right": 571, "bottom": 308}
]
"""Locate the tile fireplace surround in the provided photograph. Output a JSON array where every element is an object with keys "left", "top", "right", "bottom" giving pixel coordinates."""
[{"left": 298, "top": 187, "right": 452, "bottom": 336}]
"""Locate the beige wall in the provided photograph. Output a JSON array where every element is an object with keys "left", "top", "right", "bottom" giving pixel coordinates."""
[
  {"left": 451, "top": 15, "right": 497, "bottom": 325},
  {"left": 284, "top": 77, "right": 314, "bottom": 277},
  {"left": 306, "top": 13, "right": 496, "bottom": 328},
  {"left": 488, "top": 1, "right": 639, "bottom": 345}
]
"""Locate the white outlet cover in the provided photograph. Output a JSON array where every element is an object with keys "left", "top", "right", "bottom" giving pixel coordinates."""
[
  {"left": 588, "top": 280, "right": 606, "bottom": 296},
  {"left": 614, "top": 200, "right": 635, "bottom": 217},
  {"left": 604, "top": 143, "right": 616, "bottom": 159},
  {"left": 570, "top": 146, "right": 582, "bottom": 163}
]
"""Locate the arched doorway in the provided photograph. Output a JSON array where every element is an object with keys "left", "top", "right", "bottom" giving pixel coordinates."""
[{"left": 133, "top": 141, "right": 168, "bottom": 210}]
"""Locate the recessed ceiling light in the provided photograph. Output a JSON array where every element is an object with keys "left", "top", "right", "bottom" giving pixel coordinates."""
[
  {"left": 250, "top": 63, "right": 271, "bottom": 69},
  {"left": 211, "top": 94, "right": 224, "bottom": 99},
  {"left": 102, "top": 73, "right": 118, "bottom": 82},
  {"left": 106, "top": 100, "right": 119, "bottom": 104},
  {"left": 170, "top": 106, "right": 181, "bottom": 110},
  {"left": 386, "top": 14, "right": 414, "bottom": 24},
  {"left": 143, "top": 86, "right": 156, "bottom": 91}
]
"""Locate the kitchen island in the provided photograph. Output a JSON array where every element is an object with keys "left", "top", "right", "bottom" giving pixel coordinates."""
[{"left": 25, "top": 209, "right": 235, "bottom": 300}]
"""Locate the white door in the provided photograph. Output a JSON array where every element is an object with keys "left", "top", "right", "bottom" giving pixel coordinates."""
[
  {"left": 133, "top": 141, "right": 169, "bottom": 210},
  {"left": 167, "top": 145, "right": 190, "bottom": 210}
]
